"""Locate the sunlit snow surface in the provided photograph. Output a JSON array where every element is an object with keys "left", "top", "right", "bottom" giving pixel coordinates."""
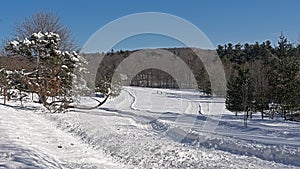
[{"left": 0, "top": 86, "right": 299, "bottom": 168}]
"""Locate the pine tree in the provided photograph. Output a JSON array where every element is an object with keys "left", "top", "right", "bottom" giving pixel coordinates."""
[
  {"left": 268, "top": 34, "right": 300, "bottom": 119},
  {"left": 196, "top": 67, "right": 211, "bottom": 96},
  {"left": 226, "top": 74, "right": 243, "bottom": 116},
  {"left": 5, "top": 32, "right": 88, "bottom": 112},
  {"left": 226, "top": 67, "right": 253, "bottom": 117}
]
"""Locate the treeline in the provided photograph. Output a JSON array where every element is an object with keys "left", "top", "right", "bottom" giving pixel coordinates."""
[
  {"left": 220, "top": 34, "right": 300, "bottom": 122},
  {"left": 84, "top": 48, "right": 211, "bottom": 95}
]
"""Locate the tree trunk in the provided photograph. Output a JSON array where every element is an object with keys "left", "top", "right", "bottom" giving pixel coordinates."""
[
  {"left": 244, "top": 112, "right": 248, "bottom": 127},
  {"left": 3, "top": 87, "right": 6, "bottom": 105}
]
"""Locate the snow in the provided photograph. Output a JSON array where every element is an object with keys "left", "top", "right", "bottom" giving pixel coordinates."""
[
  {"left": 23, "top": 38, "right": 31, "bottom": 46},
  {"left": 10, "top": 40, "right": 19, "bottom": 47},
  {"left": 0, "top": 87, "right": 299, "bottom": 168},
  {"left": 0, "top": 102, "right": 127, "bottom": 168},
  {"left": 61, "top": 65, "right": 68, "bottom": 69},
  {"left": 32, "top": 32, "right": 44, "bottom": 39},
  {"left": 70, "top": 55, "right": 79, "bottom": 62},
  {"left": 5, "top": 71, "right": 12, "bottom": 75},
  {"left": 54, "top": 49, "right": 62, "bottom": 55}
]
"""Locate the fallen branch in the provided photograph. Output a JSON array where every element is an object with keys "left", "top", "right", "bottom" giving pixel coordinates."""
[
  {"left": 68, "top": 94, "right": 110, "bottom": 110},
  {"left": 47, "top": 93, "right": 110, "bottom": 113}
]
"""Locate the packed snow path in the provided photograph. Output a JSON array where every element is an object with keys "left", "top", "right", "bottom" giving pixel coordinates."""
[
  {"left": 110, "top": 87, "right": 300, "bottom": 166},
  {"left": 50, "top": 87, "right": 299, "bottom": 168},
  {"left": 0, "top": 87, "right": 299, "bottom": 168}
]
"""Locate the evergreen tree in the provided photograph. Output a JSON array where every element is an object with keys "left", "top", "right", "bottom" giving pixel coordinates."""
[
  {"left": 226, "top": 73, "right": 243, "bottom": 116},
  {"left": 195, "top": 67, "right": 211, "bottom": 95},
  {"left": 5, "top": 32, "right": 88, "bottom": 112},
  {"left": 268, "top": 34, "right": 300, "bottom": 119},
  {"left": 226, "top": 67, "right": 253, "bottom": 117}
]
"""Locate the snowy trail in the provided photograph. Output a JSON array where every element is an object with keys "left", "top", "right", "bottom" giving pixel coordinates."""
[
  {"left": 100, "top": 87, "right": 300, "bottom": 167},
  {"left": 123, "top": 87, "right": 300, "bottom": 146},
  {"left": 0, "top": 103, "right": 126, "bottom": 169},
  {"left": 123, "top": 87, "right": 198, "bottom": 116},
  {"left": 1, "top": 87, "right": 300, "bottom": 168},
  {"left": 45, "top": 110, "right": 298, "bottom": 168}
]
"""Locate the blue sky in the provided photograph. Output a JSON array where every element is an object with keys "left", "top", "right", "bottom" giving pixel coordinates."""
[{"left": 1, "top": 0, "right": 300, "bottom": 51}]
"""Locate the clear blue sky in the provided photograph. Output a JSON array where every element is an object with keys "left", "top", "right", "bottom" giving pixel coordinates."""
[{"left": 1, "top": 0, "right": 300, "bottom": 51}]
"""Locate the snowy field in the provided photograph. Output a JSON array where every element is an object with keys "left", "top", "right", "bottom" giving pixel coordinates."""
[{"left": 0, "top": 86, "right": 299, "bottom": 168}]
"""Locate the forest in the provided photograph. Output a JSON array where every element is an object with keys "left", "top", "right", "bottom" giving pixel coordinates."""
[{"left": 219, "top": 35, "right": 300, "bottom": 122}]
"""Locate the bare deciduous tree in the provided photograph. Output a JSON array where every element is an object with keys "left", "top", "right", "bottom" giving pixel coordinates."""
[
  {"left": 14, "top": 11, "right": 77, "bottom": 51},
  {"left": 0, "top": 38, "right": 10, "bottom": 56}
]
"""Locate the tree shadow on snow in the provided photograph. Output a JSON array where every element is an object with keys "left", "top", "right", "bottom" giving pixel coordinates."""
[
  {"left": 0, "top": 141, "right": 63, "bottom": 168},
  {"left": 0, "top": 103, "right": 40, "bottom": 111}
]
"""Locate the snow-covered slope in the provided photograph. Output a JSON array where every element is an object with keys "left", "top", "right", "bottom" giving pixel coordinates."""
[
  {"left": 0, "top": 101, "right": 127, "bottom": 168},
  {"left": 0, "top": 87, "right": 299, "bottom": 168}
]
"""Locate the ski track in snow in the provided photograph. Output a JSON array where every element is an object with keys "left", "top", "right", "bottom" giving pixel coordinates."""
[
  {"left": 0, "top": 87, "right": 300, "bottom": 168},
  {"left": 121, "top": 87, "right": 300, "bottom": 166},
  {"left": 49, "top": 87, "right": 299, "bottom": 168}
]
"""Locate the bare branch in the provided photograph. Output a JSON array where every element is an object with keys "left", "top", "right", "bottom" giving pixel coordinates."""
[{"left": 14, "top": 11, "right": 77, "bottom": 51}]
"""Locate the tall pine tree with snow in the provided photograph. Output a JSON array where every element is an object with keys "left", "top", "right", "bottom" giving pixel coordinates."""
[{"left": 5, "top": 32, "right": 89, "bottom": 112}]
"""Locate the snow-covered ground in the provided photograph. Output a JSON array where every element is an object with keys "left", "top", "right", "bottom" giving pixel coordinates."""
[
  {"left": 0, "top": 86, "right": 299, "bottom": 168},
  {"left": 0, "top": 101, "right": 127, "bottom": 168}
]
